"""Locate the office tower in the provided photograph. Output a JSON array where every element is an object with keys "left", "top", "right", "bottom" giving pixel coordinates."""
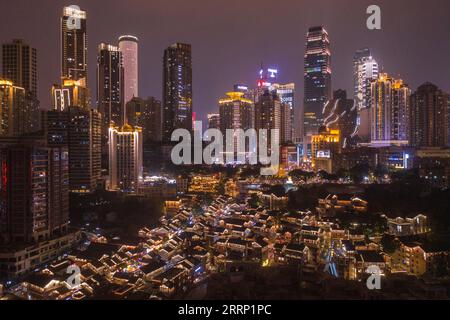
[
  {"left": 0, "top": 79, "right": 40, "bottom": 136},
  {"left": 68, "top": 107, "right": 101, "bottom": 193},
  {"left": 273, "top": 83, "right": 295, "bottom": 143},
  {"left": 311, "top": 126, "right": 340, "bottom": 173},
  {"left": 41, "top": 109, "right": 69, "bottom": 146},
  {"left": 118, "top": 35, "right": 139, "bottom": 105},
  {"left": 255, "top": 89, "right": 281, "bottom": 149},
  {"left": 219, "top": 92, "right": 254, "bottom": 132},
  {"left": 61, "top": 5, "right": 88, "bottom": 83},
  {"left": 219, "top": 91, "right": 254, "bottom": 161},
  {"left": 162, "top": 43, "right": 193, "bottom": 142},
  {"left": 353, "top": 48, "right": 379, "bottom": 140},
  {"left": 2, "top": 39, "right": 37, "bottom": 97},
  {"left": 97, "top": 43, "right": 124, "bottom": 129},
  {"left": 0, "top": 135, "right": 69, "bottom": 245},
  {"left": 207, "top": 113, "right": 220, "bottom": 129},
  {"left": 323, "top": 90, "right": 358, "bottom": 148},
  {"left": 108, "top": 124, "right": 143, "bottom": 192},
  {"left": 370, "top": 73, "right": 410, "bottom": 144},
  {"left": 304, "top": 26, "right": 332, "bottom": 137},
  {"left": 410, "top": 82, "right": 449, "bottom": 147},
  {"left": 52, "top": 79, "right": 90, "bottom": 111},
  {"left": 42, "top": 108, "right": 101, "bottom": 193},
  {"left": 126, "top": 96, "right": 162, "bottom": 142}
]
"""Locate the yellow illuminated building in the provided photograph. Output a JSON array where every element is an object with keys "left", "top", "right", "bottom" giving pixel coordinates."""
[{"left": 311, "top": 127, "right": 340, "bottom": 172}]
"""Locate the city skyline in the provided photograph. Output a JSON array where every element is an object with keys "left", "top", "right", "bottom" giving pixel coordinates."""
[
  {"left": 0, "top": 0, "right": 449, "bottom": 123},
  {"left": 1, "top": 0, "right": 450, "bottom": 303}
]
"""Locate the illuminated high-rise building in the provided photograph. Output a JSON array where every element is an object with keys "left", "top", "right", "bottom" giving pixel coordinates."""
[
  {"left": 61, "top": 5, "right": 88, "bottom": 83},
  {"left": 108, "top": 124, "right": 143, "bottom": 192},
  {"left": 118, "top": 35, "right": 139, "bottom": 105},
  {"left": 97, "top": 43, "right": 124, "bottom": 129},
  {"left": 219, "top": 91, "right": 254, "bottom": 161},
  {"left": 323, "top": 90, "right": 358, "bottom": 148},
  {"left": 255, "top": 89, "right": 281, "bottom": 151},
  {"left": 410, "top": 82, "right": 449, "bottom": 147},
  {"left": 311, "top": 126, "right": 340, "bottom": 173},
  {"left": 68, "top": 107, "right": 101, "bottom": 193},
  {"left": 353, "top": 48, "right": 379, "bottom": 140},
  {"left": 126, "top": 96, "right": 162, "bottom": 143},
  {"left": 303, "top": 26, "right": 332, "bottom": 137},
  {"left": 97, "top": 43, "right": 124, "bottom": 169},
  {"left": 0, "top": 79, "right": 39, "bottom": 136},
  {"left": 42, "top": 107, "right": 101, "bottom": 193},
  {"left": 2, "top": 39, "right": 37, "bottom": 97},
  {"left": 280, "top": 103, "right": 293, "bottom": 143},
  {"left": 52, "top": 79, "right": 90, "bottom": 111},
  {"left": 162, "top": 43, "right": 193, "bottom": 142},
  {"left": 219, "top": 92, "right": 254, "bottom": 132},
  {"left": 0, "top": 135, "right": 69, "bottom": 245},
  {"left": 370, "top": 73, "right": 410, "bottom": 144},
  {"left": 273, "top": 83, "right": 295, "bottom": 143}
]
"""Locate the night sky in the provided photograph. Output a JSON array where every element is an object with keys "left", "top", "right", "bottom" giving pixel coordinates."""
[{"left": 1, "top": 0, "right": 449, "bottom": 122}]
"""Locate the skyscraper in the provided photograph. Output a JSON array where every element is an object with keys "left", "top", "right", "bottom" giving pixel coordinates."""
[
  {"left": 2, "top": 39, "right": 40, "bottom": 135},
  {"left": 108, "top": 124, "right": 143, "bottom": 192},
  {"left": 61, "top": 5, "right": 88, "bottom": 84},
  {"left": 118, "top": 35, "right": 139, "bottom": 105},
  {"left": 0, "top": 79, "right": 39, "bottom": 136},
  {"left": 126, "top": 96, "right": 162, "bottom": 143},
  {"left": 255, "top": 89, "right": 281, "bottom": 151},
  {"left": 0, "top": 135, "right": 69, "bottom": 245},
  {"left": 323, "top": 89, "right": 358, "bottom": 148},
  {"left": 2, "top": 39, "right": 37, "bottom": 97},
  {"left": 219, "top": 92, "right": 254, "bottom": 132},
  {"left": 370, "top": 73, "right": 410, "bottom": 144},
  {"left": 163, "top": 43, "right": 193, "bottom": 142},
  {"left": 42, "top": 107, "right": 101, "bottom": 193},
  {"left": 68, "top": 107, "right": 101, "bottom": 193},
  {"left": 311, "top": 127, "right": 340, "bottom": 173},
  {"left": 280, "top": 103, "right": 293, "bottom": 144},
  {"left": 52, "top": 79, "right": 90, "bottom": 111},
  {"left": 353, "top": 48, "right": 379, "bottom": 140},
  {"left": 97, "top": 43, "right": 124, "bottom": 128},
  {"left": 410, "top": 82, "right": 449, "bottom": 147},
  {"left": 273, "top": 83, "right": 295, "bottom": 143},
  {"left": 303, "top": 26, "right": 332, "bottom": 137}
]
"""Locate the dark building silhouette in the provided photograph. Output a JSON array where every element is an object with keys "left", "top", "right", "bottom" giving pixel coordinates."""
[
  {"left": 410, "top": 82, "right": 448, "bottom": 147},
  {"left": 323, "top": 90, "right": 357, "bottom": 148},
  {"left": 126, "top": 96, "right": 162, "bottom": 143}
]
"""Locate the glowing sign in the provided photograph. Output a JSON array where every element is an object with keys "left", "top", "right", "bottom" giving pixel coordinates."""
[
  {"left": 317, "top": 150, "right": 331, "bottom": 158},
  {"left": 64, "top": 5, "right": 85, "bottom": 30},
  {"left": 267, "top": 68, "right": 278, "bottom": 78}
]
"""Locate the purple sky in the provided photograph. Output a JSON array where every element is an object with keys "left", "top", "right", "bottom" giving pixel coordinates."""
[{"left": 1, "top": 0, "right": 449, "bottom": 121}]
